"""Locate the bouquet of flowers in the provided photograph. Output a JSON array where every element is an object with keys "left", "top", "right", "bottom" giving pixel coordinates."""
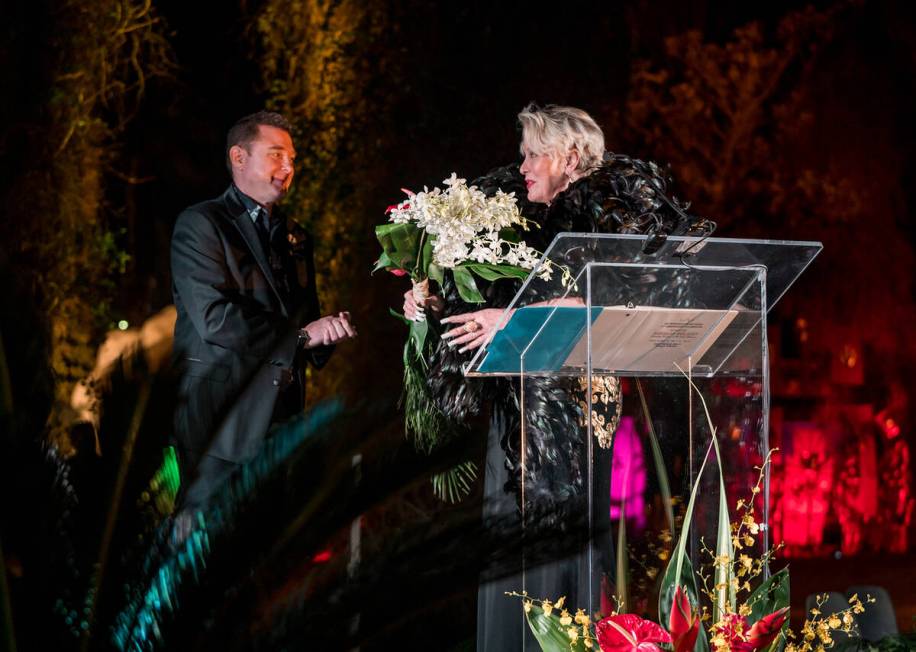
[
  {"left": 375, "top": 174, "right": 548, "bottom": 501},
  {"left": 510, "top": 377, "right": 874, "bottom": 652},
  {"left": 375, "top": 172, "right": 547, "bottom": 298}
]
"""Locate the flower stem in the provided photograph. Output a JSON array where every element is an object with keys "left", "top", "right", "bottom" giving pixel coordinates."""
[{"left": 413, "top": 229, "right": 427, "bottom": 281}]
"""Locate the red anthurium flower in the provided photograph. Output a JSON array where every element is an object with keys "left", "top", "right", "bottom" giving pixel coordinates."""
[
  {"left": 668, "top": 586, "right": 700, "bottom": 652},
  {"left": 747, "top": 607, "right": 789, "bottom": 651},
  {"left": 596, "top": 613, "right": 672, "bottom": 652}
]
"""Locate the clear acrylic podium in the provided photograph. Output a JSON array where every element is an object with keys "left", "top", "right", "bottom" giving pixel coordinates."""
[{"left": 465, "top": 233, "right": 821, "bottom": 642}]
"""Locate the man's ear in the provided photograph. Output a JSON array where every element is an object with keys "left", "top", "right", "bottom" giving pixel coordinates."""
[
  {"left": 229, "top": 144, "right": 247, "bottom": 169},
  {"left": 565, "top": 150, "right": 580, "bottom": 176}
]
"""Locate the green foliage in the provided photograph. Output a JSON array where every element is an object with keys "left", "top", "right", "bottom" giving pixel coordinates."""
[
  {"left": 451, "top": 267, "right": 485, "bottom": 304},
  {"left": 710, "top": 433, "right": 736, "bottom": 621},
  {"left": 658, "top": 437, "right": 712, "bottom": 627},
  {"left": 375, "top": 222, "right": 422, "bottom": 273},
  {"left": 402, "top": 329, "right": 452, "bottom": 455},
  {"left": 523, "top": 604, "right": 589, "bottom": 652},
  {"left": 636, "top": 380, "right": 675, "bottom": 534},
  {"left": 658, "top": 399, "right": 716, "bottom": 652},
  {"left": 463, "top": 263, "right": 531, "bottom": 282},
  {"left": 0, "top": 0, "right": 173, "bottom": 444},
  {"left": 746, "top": 568, "right": 790, "bottom": 625},
  {"left": 659, "top": 550, "right": 708, "bottom": 652},
  {"left": 616, "top": 504, "right": 629, "bottom": 612},
  {"left": 408, "top": 320, "right": 430, "bottom": 364},
  {"left": 431, "top": 461, "right": 478, "bottom": 504},
  {"left": 399, "top": 316, "right": 478, "bottom": 502}
]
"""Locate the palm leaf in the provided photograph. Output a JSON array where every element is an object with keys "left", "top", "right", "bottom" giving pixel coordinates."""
[
  {"left": 431, "top": 461, "right": 478, "bottom": 503},
  {"left": 112, "top": 400, "right": 346, "bottom": 651}
]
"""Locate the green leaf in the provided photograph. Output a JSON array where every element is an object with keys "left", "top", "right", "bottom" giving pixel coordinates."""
[
  {"left": 420, "top": 235, "right": 435, "bottom": 274},
  {"left": 428, "top": 262, "right": 444, "bottom": 286},
  {"left": 523, "top": 604, "right": 588, "bottom": 652},
  {"left": 658, "top": 365, "right": 732, "bottom": 652},
  {"left": 431, "top": 461, "right": 478, "bottom": 503},
  {"left": 616, "top": 506, "right": 629, "bottom": 612},
  {"left": 499, "top": 227, "right": 522, "bottom": 243},
  {"left": 636, "top": 380, "right": 675, "bottom": 536},
  {"left": 747, "top": 568, "right": 790, "bottom": 625},
  {"left": 451, "top": 266, "right": 485, "bottom": 303},
  {"left": 659, "top": 440, "right": 714, "bottom": 650},
  {"left": 463, "top": 262, "right": 531, "bottom": 281},
  {"left": 372, "top": 250, "right": 396, "bottom": 274},
  {"left": 658, "top": 553, "right": 709, "bottom": 652},
  {"left": 388, "top": 308, "right": 411, "bottom": 325},
  {"left": 376, "top": 222, "right": 421, "bottom": 270},
  {"left": 409, "top": 319, "right": 428, "bottom": 358},
  {"left": 711, "top": 433, "right": 736, "bottom": 621},
  {"left": 679, "top": 367, "right": 735, "bottom": 621}
]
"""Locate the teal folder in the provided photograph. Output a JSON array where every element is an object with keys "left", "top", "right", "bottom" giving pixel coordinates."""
[{"left": 477, "top": 306, "right": 601, "bottom": 373}]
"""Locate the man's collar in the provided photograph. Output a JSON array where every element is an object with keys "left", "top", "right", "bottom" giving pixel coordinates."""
[{"left": 231, "top": 184, "right": 270, "bottom": 217}]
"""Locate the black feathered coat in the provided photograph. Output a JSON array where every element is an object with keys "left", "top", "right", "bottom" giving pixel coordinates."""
[{"left": 426, "top": 155, "right": 696, "bottom": 505}]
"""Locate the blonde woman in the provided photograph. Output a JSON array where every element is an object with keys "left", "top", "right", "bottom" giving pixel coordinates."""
[{"left": 403, "top": 103, "right": 696, "bottom": 650}]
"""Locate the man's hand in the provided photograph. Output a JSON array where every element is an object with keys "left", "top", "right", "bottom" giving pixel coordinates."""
[{"left": 302, "top": 312, "right": 356, "bottom": 347}]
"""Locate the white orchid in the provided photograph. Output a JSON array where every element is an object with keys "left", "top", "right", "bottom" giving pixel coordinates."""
[{"left": 388, "top": 174, "right": 537, "bottom": 271}]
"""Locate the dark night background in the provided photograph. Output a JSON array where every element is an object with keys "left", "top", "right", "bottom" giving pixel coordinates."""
[{"left": 1, "top": 0, "right": 915, "bottom": 649}]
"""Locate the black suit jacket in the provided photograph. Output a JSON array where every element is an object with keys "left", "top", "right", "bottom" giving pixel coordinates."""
[{"left": 170, "top": 186, "right": 327, "bottom": 466}]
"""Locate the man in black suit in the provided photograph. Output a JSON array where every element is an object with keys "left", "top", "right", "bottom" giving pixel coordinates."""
[{"left": 170, "top": 111, "right": 355, "bottom": 513}]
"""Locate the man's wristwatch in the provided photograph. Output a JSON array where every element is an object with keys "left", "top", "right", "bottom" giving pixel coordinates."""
[{"left": 297, "top": 328, "right": 311, "bottom": 349}]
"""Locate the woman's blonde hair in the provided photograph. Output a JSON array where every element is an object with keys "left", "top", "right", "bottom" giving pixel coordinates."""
[{"left": 518, "top": 103, "right": 605, "bottom": 176}]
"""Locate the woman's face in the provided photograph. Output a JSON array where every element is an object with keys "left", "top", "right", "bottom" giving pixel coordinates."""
[{"left": 519, "top": 144, "right": 570, "bottom": 204}]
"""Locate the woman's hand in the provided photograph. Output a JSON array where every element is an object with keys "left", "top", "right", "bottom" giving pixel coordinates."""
[
  {"left": 403, "top": 289, "right": 444, "bottom": 322},
  {"left": 441, "top": 308, "right": 507, "bottom": 353}
]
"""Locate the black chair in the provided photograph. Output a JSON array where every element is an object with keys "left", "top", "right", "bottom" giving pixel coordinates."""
[{"left": 846, "top": 585, "right": 898, "bottom": 642}]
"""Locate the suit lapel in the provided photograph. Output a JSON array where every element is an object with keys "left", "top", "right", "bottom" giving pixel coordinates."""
[{"left": 222, "top": 187, "right": 290, "bottom": 317}]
